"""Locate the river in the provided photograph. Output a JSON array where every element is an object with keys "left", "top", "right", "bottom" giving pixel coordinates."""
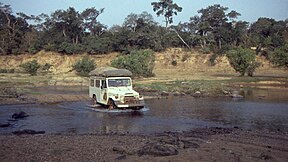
[{"left": 0, "top": 88, "right": 287, "bottom": 135}]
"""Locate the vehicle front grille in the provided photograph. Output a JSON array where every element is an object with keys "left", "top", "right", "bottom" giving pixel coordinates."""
[{"left": 124, "top": 96, "right": 137, "bottom": 104}]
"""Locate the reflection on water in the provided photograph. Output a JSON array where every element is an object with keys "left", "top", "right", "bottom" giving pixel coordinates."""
[{"left": 0, "top": 88, "right": 287, "bottom": 134}]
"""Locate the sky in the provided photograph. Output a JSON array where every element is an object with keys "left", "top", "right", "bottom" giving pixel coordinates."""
[{"left": 2, "top": 0, "right": 288, "bottom": 27}]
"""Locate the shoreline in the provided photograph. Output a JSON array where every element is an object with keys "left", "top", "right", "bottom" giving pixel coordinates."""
[
  {"left": 1, "top": 84, "right": 287, "bottom": 106},
  {"left": 1, "top": 127, "right": 287, "bottom": 161}
]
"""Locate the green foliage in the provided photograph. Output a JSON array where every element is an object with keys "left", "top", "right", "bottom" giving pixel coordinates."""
[
  {"left": 171, "top": 60, "right": 177, "bottom": 66},
  {"left": 200, "top": 47, "right": 211, "bottom": 54},
  {"left": 20, "top": 60, "right": 41, "bottom": 75},
  {"left": 151, "top": 0, "right": 182, "bottom": 28},
  {"left": 83, "top": 36, "right": 113, "bottom": 54},
  {"left": 0, "top": 68, "right": 15, "bottom": 73},
  {"left": 41, "top": 63, "right": 53, "bottom": 72},
  {"left": 0, "top": 2, "right": 288, "bottom": 70},
  {"left": 227, "top": 47, "right": 260, "bottom": 76},
  {"left": 58, "top": 42, "right": 84, "bottom": 54},
  {"left": 269, "top": 44, "right": 288, "bottom": 68},
  {"left": 111, "top": 49, "right": 155, "bottom": 77},
  {"left": 72, "top": 56, "right": 96, "bottom": 76}
]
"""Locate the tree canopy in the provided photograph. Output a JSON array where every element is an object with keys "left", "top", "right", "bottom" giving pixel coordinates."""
[{"left": 0, "top": 2, "right": 287, "bottom": 68}]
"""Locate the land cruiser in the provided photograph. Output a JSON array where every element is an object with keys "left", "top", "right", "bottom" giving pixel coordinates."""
[{"left": 89, "top": 67, "right": 145, "bottom": 110}]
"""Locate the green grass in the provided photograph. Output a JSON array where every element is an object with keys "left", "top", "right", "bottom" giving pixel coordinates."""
[{"left": 134, "top": 76, "right": 287, "bottom": 96}]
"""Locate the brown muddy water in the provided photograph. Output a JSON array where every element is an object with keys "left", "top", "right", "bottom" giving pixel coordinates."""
[{"left": 0, "top": 88, "right": 288, "bottom": 135}]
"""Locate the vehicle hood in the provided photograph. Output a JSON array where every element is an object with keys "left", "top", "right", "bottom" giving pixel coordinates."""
[{"left": 108, "top": 87, "right": 139, "bottom": 96}]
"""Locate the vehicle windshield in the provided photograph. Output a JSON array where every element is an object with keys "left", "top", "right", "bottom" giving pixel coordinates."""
[{"left": 108, "top": 78, "right": 131, "bottom": 87}]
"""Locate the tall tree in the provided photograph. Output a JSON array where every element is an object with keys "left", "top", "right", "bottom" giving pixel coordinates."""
[
  {"left": 250, "top": 18, "right": 286, "bottom": 54},
  {"left": 81, "top": 7, "right": 105, "bottom": 36},
  {"left": 0, "top": 3, "right": 31, "bottom": 54},
  {"left": 186, "top": 4, "right": 241, "bottom": 50},
  {"left": 151, "top": 0, "right": 182, "bottom": 28}
]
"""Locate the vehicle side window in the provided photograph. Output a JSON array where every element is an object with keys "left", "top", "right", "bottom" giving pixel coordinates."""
[
  {"left": 101, "top": 80, "right": 107, "bottom": 88},
  {"left": 95, "top": 80, "right": 100, "bottom": 87},
  {"left": 90, "top": 79, "right": 95, "bottom": 87}
]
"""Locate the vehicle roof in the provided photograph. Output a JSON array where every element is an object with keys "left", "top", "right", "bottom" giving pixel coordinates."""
[{"left": 89, "top": 67, "right": 132, "bottom": 77}]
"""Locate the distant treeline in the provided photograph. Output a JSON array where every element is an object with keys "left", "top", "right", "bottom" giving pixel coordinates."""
[{"left": 0, "top": 2, "right": 287, "bottom": 65}]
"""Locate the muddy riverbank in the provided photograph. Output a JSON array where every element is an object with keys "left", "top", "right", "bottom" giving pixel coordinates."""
[{"left": 0, "top": 127, "right": 287, "bottom": 162}]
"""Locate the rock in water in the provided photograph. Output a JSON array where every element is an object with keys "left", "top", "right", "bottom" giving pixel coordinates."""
[
  {"left": 12, "top": 111, "right": 29, "bottom": 119},
  {"left": 138, "top": 142, "right": 178, "bottom": 157},
  {"left": 0, "top": 122, "right": 11, "bottom": 128},
  {"left": 12, "top": 129, "right": 45, "bottom": 135}
]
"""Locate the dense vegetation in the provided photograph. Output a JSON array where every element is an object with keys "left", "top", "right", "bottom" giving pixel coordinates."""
[
  {"left": 0, "top": 0, "right": 287, "bottom": 72},
  {"left": 111, "top": 49, "right": 155, "bottom": 77},
  {"left": 72, "top": 56, "right": 96, "bottom": 76}
]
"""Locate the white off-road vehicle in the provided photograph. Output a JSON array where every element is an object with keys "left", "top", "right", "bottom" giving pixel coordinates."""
[{"left": 89, "top": 67, "right": 145, "bottom": 110}]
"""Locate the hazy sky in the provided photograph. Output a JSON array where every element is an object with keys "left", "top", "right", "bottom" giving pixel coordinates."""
[{"left": 2, "top": 0, "right": 288, "bottom": 27}]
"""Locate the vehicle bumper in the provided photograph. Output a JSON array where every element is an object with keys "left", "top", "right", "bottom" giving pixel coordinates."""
[{"left": 114, "top": 100, "right": 145, "bottom": 109}]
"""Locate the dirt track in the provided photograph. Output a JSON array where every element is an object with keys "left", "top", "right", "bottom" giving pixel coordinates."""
[{"left": 0, "top": 128, "right": 287, "bottom": 162}]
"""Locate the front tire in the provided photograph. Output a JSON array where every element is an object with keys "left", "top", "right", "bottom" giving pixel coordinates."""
[
  {"left": 92, "top": 95, "right": 97, "bottom": 105},
  {"left": 108, "top": 99, "right": 117, "bottom": 110}
]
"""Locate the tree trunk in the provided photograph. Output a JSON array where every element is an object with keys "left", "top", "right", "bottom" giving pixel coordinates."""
[
  {"left": 62, "top": 28, "right": 66, "bottom": 37},
  {"left": 218, "top": 39, "right": 222, "bottom": 49},
  {"left": 256, "top": 43, "right": 262, "bottom": 54},
  {"left": 173, "top": 30, "right": 191, "bottom": 49},
  {"left": 0, "top": 47, "right": 5, "bottom": 55},
  {"left": 75, "top": 35, "right": 78, "bottom": 44}
]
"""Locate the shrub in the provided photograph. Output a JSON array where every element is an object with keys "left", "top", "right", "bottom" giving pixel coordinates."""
[
  {"left": 83, "top": 36, "right": 113, "bottom": 54},
  {"left": 58, "top": 42, "right": 84, "bottom": 54},
  {"left": 72, "top": 56, "right": 96, "bottom": 76},
  {"left": 269, "top": 44, "right": 288, "bottom": 69},
  {"left": 171, "top": 60, "right": 177, "bottom": 66},
  {"left": 20, "top": 60, "right": 41, "bottom": 75},
  {"left": 227, "top": 47, "right": 260, "bottom": 76},
  {"left": 200, "top": 46, "right": 211, "bottom": 54},
  {"left": 111, "top": 49, "right": 155, "bottom": 77},
  {"left": 41, "top": 63, "right": 53, "bottom": 72},
  {"left": 0, "top": 68, "right": 15, "bottom": 73}
]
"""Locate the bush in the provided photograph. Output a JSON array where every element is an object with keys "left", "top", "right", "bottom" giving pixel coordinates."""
[
  {"left": 171, "top": 60, "right": 177, "bottom": 66},
  {"left": 20, "top": 60, "right": 41, "bottom": 75},
  {"left": 83, "top": 36, "right": 113, "bottom": 54},
  {"left": 111, "top": 49, "right": 155, "bottom": 77},
  {"left": 0, "top": 68, "right": 15, "bottom": 73},
  {"left": 58, "top": 42, "right": 84, "bottom": 54},
  {"left": 72, "top": 56, "right": 96, "bottom": 76},
  {"left": 227, "top": 47, "right": 260, "bottom": 76},
  {"left": 200, "top": 46, "right": 211, "bottom": 54},
  {"left": 41, "top": 63, "right": 53, "bottom": 72},
  {"left": 269, "top": 44, "right": 288, "bottom": 69}
]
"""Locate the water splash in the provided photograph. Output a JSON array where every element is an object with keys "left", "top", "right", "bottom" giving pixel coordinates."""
[{"left": 86, "top": 104, "right": 150, "bottom": 113}]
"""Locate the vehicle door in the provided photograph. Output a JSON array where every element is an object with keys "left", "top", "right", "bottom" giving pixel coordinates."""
[{"left": 100, "top": 79, "right": 108, "bottom": 104}]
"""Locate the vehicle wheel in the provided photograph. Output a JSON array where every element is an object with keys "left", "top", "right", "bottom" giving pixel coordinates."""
[
  {"left": 108, "top": 99, "right": 116, "bottom": 110},
  {"left": 92, "top": 95, "right": 97, "bottom": 105}
]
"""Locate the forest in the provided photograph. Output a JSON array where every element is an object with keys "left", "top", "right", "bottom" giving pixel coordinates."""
[{"left": 0, "top": 1, "right": 287, "bottom": 70}]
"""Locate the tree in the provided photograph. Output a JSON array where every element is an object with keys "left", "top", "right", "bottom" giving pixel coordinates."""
[
  {"left": 123, "top": 11, "right": 156, "bottom": 32},
  {"left": 0, "top": 3, "right": 31, "bottom": 54},
  {"left": 51, "top": 7, "right": 82, "bottom": 44},
  {"left": 250, "top": 18, "right": 286, "bottom": 55},
  {"left": 81, "top": 7, "right": 106, "bottom": 36},
  {"left": 151, "top": 0, "right": 182, "bottom": 28},
  {"left": 197, "top": 4, "right": 241, "bottom": 49},
  {"left": 269, "top": 44, "right": 288, "bottom": 68},
  {"left": 227, "top": 47, "right": 260, "bottom": 76},
  {"left": 183, "top": 4, "right": 243, "bottom": 53}
]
